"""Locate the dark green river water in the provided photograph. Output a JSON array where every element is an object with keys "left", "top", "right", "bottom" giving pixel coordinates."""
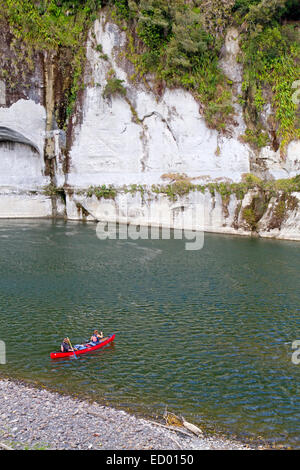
[{"left": 0, "top": 220, "right": 300, "bottom": 447}]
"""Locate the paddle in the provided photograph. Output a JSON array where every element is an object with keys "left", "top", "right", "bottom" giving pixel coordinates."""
[{"left": 67, "top": 337, "right": 77, "bottom": 359}]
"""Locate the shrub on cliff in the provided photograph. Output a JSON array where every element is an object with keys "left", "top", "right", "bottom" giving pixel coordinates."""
[{"left": 103, "top": 77, "right": 127, "bottom": 98}]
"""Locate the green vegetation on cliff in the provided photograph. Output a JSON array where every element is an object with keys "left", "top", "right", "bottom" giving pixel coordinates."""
[
  {"left": 236, "top": 0, "right": 300, "bottom": 153},
  {"left": 0, "top": 0, "right": 299, "bottom": 151},
  {"left": 109, "top": 0, "right": 299, "bottom": 151},
  {"left": 111, "top": 0, "right": 235, "bottom": 131},
  {"left": 0, "top": 0, "right": 102, "bottom": 124}
]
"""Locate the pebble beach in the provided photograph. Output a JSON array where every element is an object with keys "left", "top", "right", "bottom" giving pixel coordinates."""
[{"left": 0, "top": 378, "right": 257, "bottom": 451}]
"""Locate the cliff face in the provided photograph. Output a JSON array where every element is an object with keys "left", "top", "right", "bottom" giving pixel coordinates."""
[
  {"left": 0, "top": 8, "right": 300, "bottom": 240},
  {"left": 68, "top": 15, "right": 300, "bottom": 185}
]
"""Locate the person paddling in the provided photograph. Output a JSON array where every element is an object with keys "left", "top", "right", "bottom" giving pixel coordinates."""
[{"left": 60, "top": 338, "right": 74, "bottom": 353}]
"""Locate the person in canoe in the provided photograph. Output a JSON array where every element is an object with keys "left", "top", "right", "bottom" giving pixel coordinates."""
[
  {"left": 60, "top": 338, "right": 74, "bottom": 353},
  {"left": 89, "top": 330, "right": 104, "bottom": 345}
]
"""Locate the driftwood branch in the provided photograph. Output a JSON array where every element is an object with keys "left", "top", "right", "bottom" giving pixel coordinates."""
[{"left": 162, "top": 409, "right": 203, "bottom": 437}]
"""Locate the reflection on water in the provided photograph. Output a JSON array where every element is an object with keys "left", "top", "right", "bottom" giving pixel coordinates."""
[{"left": 0, "top": 220, "right": 300, "bottom": 447}]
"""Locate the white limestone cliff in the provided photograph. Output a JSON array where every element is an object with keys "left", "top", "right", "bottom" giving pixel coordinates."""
[{"left": 0, "top": 13, "right": 299, "bottom": 240}]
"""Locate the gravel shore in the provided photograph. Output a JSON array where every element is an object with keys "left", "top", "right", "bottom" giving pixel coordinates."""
[{"left": 0, "top": 378, "right": 255, "bottom": 450}]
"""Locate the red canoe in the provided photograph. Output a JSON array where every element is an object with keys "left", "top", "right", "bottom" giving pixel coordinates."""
[{"left": 50, "top": 334, "right": 115, "bottom": 359}]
